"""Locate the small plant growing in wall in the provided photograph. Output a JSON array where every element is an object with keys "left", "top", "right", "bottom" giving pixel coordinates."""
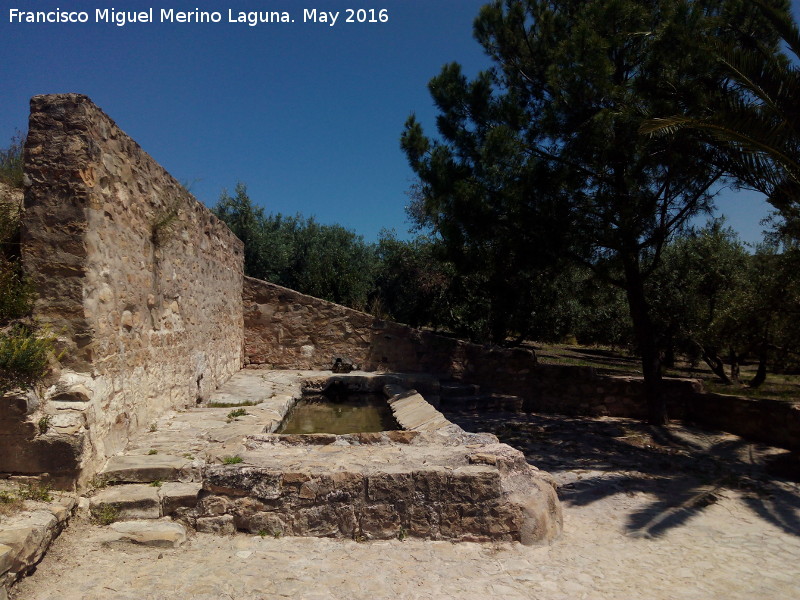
[
  {"left": 89, "top": 476, "right": 108, "bottom": 490},
  {"left": 222, "top": 455, "right": 243, "bottom": 465},
  {"left": 150, "top": 196, "right": 182, "bottom": 249},
  {"left": 0, "top": 489, "right": 23, "bottom": 517},
  {"left": 257, "top": 528, "right": 283, "bottom": 539},
  {"left": 0, "top": 483, "right": 53, "bottom": 518},
  {"left": 147, "top": 449, "right": 158, "bottom": 455},
  {"left": 37, "top": 415, "right": 50, "bottom": 434}
]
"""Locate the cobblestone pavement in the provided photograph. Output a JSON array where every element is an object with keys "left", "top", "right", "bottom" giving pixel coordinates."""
[{"left": 11, "top": 411, "right": 800, "bottom": 600}]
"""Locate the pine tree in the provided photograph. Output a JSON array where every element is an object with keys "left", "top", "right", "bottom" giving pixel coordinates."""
[{"left": 402, "top": 0, "right": 782, "bottom": 424}]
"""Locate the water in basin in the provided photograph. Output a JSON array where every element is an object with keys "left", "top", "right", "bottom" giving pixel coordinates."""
[{"left": 276, "top": 393, "right": 399, "bottom": 434}]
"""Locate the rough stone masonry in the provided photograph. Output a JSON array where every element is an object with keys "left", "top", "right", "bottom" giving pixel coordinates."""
[{"left": 3, "top": 94, "right": 244, "bottom": 487}]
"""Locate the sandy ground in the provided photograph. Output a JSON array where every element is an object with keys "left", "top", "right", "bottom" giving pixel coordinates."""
[{"left": 10, "top": 411, "right": 800, "bottom": 600}]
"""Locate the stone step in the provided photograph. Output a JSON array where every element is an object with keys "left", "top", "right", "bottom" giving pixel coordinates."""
[
  {"left": 439, "top": 394, "right": 524, "bottom": 412},
  {"left": 200, "top": 369, "right": 278, "bottom": 407},
  {"left": 98, "top": 454, "right": 192, "bottom": 484},
  {"left": 89, "top": 482, "right": 201, "bottom": 523},
  {"left": 439, "top": 381, "right": 480, "bottom": 398},
  {"left": 0, "top": 496, "right": 76, "bottom": 591},
  {"left": 103, "top": 520, "right": 188, "bottom": 548}
]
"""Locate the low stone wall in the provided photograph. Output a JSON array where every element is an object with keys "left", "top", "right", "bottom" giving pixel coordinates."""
[
  {"left": 682, "top": 393, "right": 800, "bottom": 452},
  {"left": 243, "top": 276, "right": 540, "bottom": 378},
  {"left": 3, "top": 94, "right": 245, "bottom": 487},
  {"left": 520, "top": 369, "right": 704, "bottom": 420},
  {"left": 0, "top": 494, "right": 77, "bottom": 595},
  {"left": 242, "top": 277, "right": 701, "bottom": 419},
  {"left": 243, "top": 277, "right": 800, "bottom": 451}
]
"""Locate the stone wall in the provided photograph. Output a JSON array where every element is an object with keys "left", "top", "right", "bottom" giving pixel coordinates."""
[
  {"left": 4, "top": 94, "right": 244, "bottom": 486},
  {"left": 243, "top": 276, "right": 696, "bottom": 411},
  {"left": 243, "top": 277, "right": 799, "bottom": 451},
  {"left": 682, "top": 393, "right": 800, "bottom": 452},
  {"left": 243, "top": 276, "right": 537, "bottom": 377}
]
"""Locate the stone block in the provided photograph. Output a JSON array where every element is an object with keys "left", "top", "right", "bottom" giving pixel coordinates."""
[
  {"left": 159, "top": 481, "right": 201, "bottom": 515},
  {"left": 0, "top": 433, "right": 84, "bottom": 484},
  {"left": 408, "top": 504, "right": 440, "bottom": 538},
  {"left": 299, "top": 473, "right": 363, "bottom": 504},
  {"left": 107, "top": 520, "right": 187, "bottom": 548},
  {"left": 204, "top": 466, "right": 282, "bottom": 498},
  {"left": 411, "top": 468, "right": 450, "bottom": 502},
  {"left": 235, "top": 512, "right": 287, "bottom": 536},
  {"left": 0, "top": 545, "right": 12, "bottom": 577},
  {"left": 366, "top": 471, "right": 414, "bottom": 502},
  {"left": 195, "top": 515, "right": 235, "bottom": 535},
  {"left": 100, "top": 454, "right": 189, "bottom": 484},
  {"left": 0, "top": 511, "right": 58, "bottom": 579},
  {"left": 90, "top": 484, "right": 161, "bottom": 520},
  {"left": 449, "top": 466, "right": 502, "bottom": 503},
  {"left": 360, "top": 503, "right": 401, "bottom": 539},
  {"left": 198, "top": 494, "right": 234, "bottom": 517},
  {"left": 291, "top": 505, "right": 348, "bottom": 537}
]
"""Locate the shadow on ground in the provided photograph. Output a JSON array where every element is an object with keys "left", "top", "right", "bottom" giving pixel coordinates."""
[{"left": 443, "top": 408, "right": 800, "bottom": 538}]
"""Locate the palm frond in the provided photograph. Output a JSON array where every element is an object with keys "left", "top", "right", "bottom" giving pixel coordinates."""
[{"left": 753, "top": 0, "right": 800, "bottom": 60}]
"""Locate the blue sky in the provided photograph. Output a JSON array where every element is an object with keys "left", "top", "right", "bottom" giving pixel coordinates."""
[{"left": 1, "top": 0, "right": 795, "bottom": 245}]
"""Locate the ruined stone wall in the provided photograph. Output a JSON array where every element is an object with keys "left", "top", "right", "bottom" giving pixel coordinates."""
[
  {"left": 243, "top": 276, "right": 513, "bottom": 374},
  {"left": 243, "top": 277, "right": 689, "bottom": 408},
  {"left": 10, "top": 94, "right": 244, "bottom": 485},
  {"left": 245, "top": 276, "right": 556, "bottom": 383},
  {"left": 243, "top": 277, "right": 799, "bottom": 450}
]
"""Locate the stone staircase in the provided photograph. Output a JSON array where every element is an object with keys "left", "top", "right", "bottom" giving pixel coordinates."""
[
  {"left": 76, "top": 369, "right": 309, "bottom": 546},
  {"left": 80, "top": 369, "right": 448, "bottom": 536},
  {"left": 77, "top": 369, "right": 443, "bottom": 543},
  {"left": 437, "top": 380, "right": 524, "bottom": 413}
]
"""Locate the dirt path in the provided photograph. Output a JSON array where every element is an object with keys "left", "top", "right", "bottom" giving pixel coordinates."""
[{"left": 11, "top": 412, "right": 800, "bottom": 600}]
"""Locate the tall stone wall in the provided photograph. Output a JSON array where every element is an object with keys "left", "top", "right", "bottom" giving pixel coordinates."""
[{"left": 6, "top": 94, "right": 244, "bottom": 486}]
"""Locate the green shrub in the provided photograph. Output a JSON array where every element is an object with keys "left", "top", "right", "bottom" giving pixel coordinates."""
[
  {"left": 0, "top": 178, "right": 55, "bottom": 395},
  {"left": 0, "top": 265, "right": 35, "bottom": 322},
  {"left": 91, "top": 504, "right": 119, "bottom": 525},
  {"left": 0, "top": 192, "right": 34, "bottom": 323},
  {"left": 0, "top": 324, "right": 54, "bottom": 394},
  {"left": 17, "top": 482, "right": 53, "bottom": 502},
  {"left": 222, "top": 455, "right": 243, "bottom": 465},
  {"left": 227, "top": 408, "right": 248, "bottom": 420},
  {"left": 0, "top": 132, "right": 24, "bottom": 189}
]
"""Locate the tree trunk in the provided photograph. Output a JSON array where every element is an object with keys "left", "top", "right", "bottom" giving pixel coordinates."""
[
  {"left": 694, "top": 341, "right": 732, "bottom": 384},
  {"left": 750, "top": 344, "right": 768, "bottom": 388},
  {"left": 663, "top": 335, "right": 675, "bottom": 369},
  {"left": 728, "top": 347, "right": 740, "bottom": 384},
  {"left": 622, "top": 255, "right": 666, "bottom": 425}
]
